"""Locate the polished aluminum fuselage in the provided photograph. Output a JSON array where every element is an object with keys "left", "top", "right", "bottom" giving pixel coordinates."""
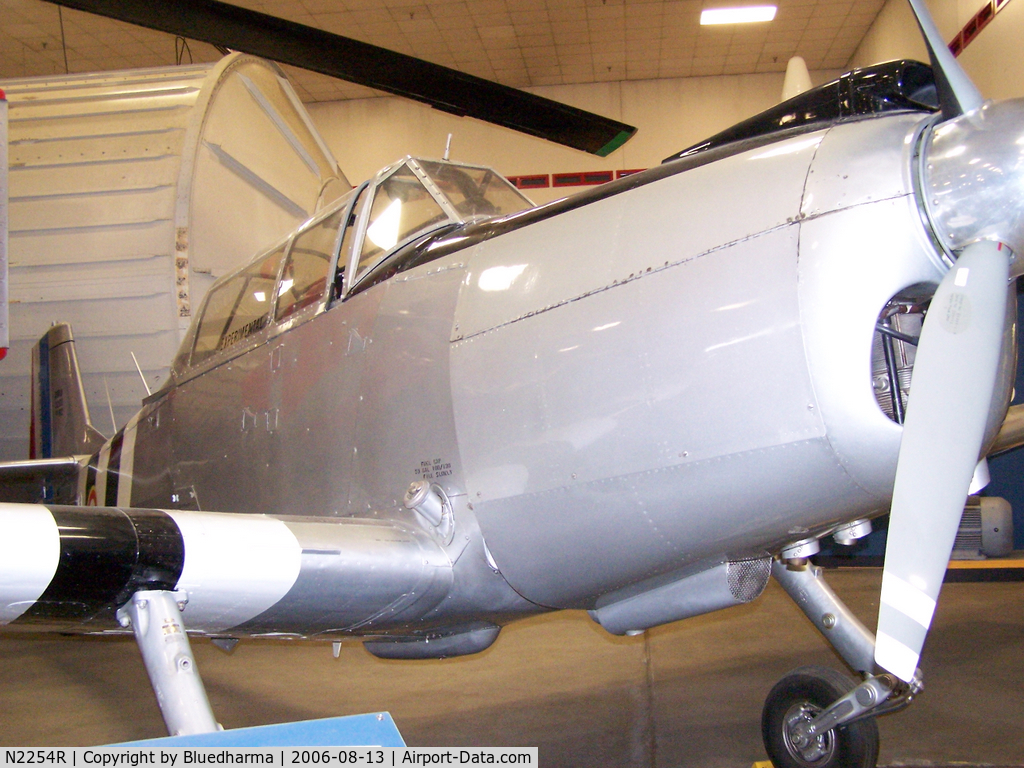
[{"left": 88, "top": 110, "right": 1011, "bottom": 627}]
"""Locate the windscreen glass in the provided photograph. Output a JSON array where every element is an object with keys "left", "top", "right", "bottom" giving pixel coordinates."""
[
  {"left": 357, "top": 165, "right": 448, "bottom": 278},
  {"left": 418, "top": 161, "right": 532, "bottom": 219}
]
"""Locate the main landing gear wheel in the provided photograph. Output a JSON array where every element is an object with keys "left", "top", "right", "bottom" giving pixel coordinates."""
[{"left": 762, "top": 666, "right": 880, "bottom": 768}]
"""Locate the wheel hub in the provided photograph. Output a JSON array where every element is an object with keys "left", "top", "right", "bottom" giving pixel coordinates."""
[{"left": 782, "top": 701, "right": 836, "bottom": 766}]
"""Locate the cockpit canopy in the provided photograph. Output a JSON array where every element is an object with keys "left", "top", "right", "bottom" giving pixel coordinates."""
[{"left": 172, "top": 157, "right": 532, "bottom": 379}]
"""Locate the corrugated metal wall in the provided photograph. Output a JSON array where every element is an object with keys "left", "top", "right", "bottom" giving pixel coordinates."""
[{"left": 0, "top": 56, "right": 348, "bottom": 460}]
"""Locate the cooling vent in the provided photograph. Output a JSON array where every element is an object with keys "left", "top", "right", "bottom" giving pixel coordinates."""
[
  {"left": 952, "top": 496, "right": 1013, "bottom": 559},
  {"left": 953, "top": 502, "right": 984, "bottom": 555},
  {"left": 727, "top": 557, "right": 772, "bottom": 603}
]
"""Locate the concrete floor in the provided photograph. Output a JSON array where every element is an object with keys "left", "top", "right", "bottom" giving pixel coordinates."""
[{"left": 0, "top": 568, "right": 1021, "bottom": 766}]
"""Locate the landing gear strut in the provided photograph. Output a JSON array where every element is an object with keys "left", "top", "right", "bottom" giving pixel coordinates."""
[
  {"left": 118, "top": 590, "right": 220, "bottom": 736},
  {"left": 763, "top": 559, "right": 922, "bottom": 767}
]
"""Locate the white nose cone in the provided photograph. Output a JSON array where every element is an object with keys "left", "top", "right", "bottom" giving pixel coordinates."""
[
  {"left": 781, "top": 57, "right": 812, "bottom": 102},
  {"left": 924, "top": 98, "right": 1024, "bottom": 259}
]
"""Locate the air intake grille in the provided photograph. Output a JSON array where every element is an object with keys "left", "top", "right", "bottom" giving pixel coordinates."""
[
  {"left": 727, "top": 557, "right": 772, "bottom": 603},
  {"left": 954, "top": 504, "right": 983, "bottom": 552}
]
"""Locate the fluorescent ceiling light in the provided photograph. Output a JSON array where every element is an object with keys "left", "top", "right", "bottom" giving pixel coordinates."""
[{"left": 700, "top": 5, "right": 777, "bottom": 24}]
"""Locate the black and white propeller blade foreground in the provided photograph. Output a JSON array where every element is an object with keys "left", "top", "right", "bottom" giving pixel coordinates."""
[{"left": 876, "top": 240, "right": 1010, "bottom": 682}]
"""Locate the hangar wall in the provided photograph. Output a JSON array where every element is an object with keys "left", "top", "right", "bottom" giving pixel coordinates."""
[
  {"left": 310, "top": 0, "right": 1024, "bottom": 202},
  {"left": 850, "top": 0, "right": 1024, "bottom": 100},
  {"left": 307, "top": 70, "right": 843, "bottom": 203}
]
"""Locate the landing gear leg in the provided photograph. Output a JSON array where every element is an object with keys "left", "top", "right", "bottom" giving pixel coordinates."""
[
  {"left": 770, "top": 560, "right": 876, "bottom": 675},
  {"left": 119, "top": 590, "right": 219, "bottom": 737},
  {"left": 763, "top": 560, "right": 921, "bottom": 767}
]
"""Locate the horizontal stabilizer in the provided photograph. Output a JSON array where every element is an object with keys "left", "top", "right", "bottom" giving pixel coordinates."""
[{"left": 0, "top": 457, "right": 83, "bottom": 504}]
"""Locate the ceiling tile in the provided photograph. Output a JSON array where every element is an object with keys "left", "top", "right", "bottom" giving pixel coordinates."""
[
  {"left": 518, "top": 32, "right": 556, "bottom": 46},
  {"left": 348, "top": 9, "right": 392, "bottom": 25},
  {"left": 435, "top": 15, "right": 478, "bottom": 31},
  {"left": 626, "top": 27, "right": 662, "bottom": 42},
  {"left": 512, "top": 10, "right": 551, "bottom": 26},
  {"left": 556, "top": 41, "right": 592, "bottom": 55},
  {"left": 429, "top": 2, "right": 470, "bottom": 17},
  {"left": 470, "top": 1, "right": 511, "bottom": 18},
  {"left": 0, "top": 0, "right": 888, "bottom": 105},
  {"left": 801, "top": 26, "right": 841, "bottom": 40},
  {"left": 691, "top": 61, "right": 725, "bottom": 76},
  {"left": 587, "top": 4, "right": 625, "bottom": 21},
  {"left": 508, "top": 0, "right": 550, "bottom": 10},
  {"left": 547, "top": 7, "right": 584, "bottom": 23},
  {"left": 523, "top": 51, "right": 559, "bottom": 65},
  {"left": 626, "top": 3, "right": 664, "bottom": 18},
  {"left": 549, "top": 20, "right": 587, "bottom": 36},
  {"left": 806, "top": 16, "right": 848, "bottom": 32}
]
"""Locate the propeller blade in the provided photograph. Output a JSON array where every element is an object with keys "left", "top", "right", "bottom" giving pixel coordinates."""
[
  {"left": 906, "top": 0, "right": 983, "bottom": 119},
  {"left": 44, "top": 0, "right": 636, "bottom": 157},
  {"left": 875, "top": 239, "right": 1010, "bottom": 682}
]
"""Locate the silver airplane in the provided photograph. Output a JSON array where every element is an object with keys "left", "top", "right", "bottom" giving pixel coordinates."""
[{"left": 2, "top": 0, "right": 1024, "bottom": 764}]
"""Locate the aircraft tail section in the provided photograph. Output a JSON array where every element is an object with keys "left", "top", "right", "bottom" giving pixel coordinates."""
[{"left": 31, "top": 323, "right": 105, "bottom": 459}]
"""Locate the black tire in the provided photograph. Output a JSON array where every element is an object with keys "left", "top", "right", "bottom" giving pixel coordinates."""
[{"left": 761, "top": 665, "right": 880, "bottom": 768}]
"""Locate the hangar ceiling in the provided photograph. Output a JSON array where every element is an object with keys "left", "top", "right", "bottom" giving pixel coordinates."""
[{"left": 0, "top": 0, "right": 886, "bottom": 102}]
